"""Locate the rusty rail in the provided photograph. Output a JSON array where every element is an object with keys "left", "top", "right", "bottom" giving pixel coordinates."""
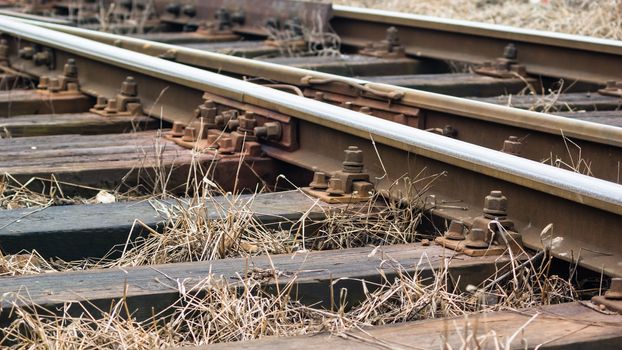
[
  {"left": 6, "top": 17, "right": 622, "bottom": 185},
  {"left": 0, "top": 16, "right": 621, "bottom": 276},
  {"left": 332, "top": 5, "right": 622, "bottom": 84}
]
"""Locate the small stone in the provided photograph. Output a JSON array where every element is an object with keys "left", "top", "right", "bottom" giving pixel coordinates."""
[
  {"left": 421, "top": 239, "right": 430, "bottom": 246},
  {"left": 96, "top": 190, "right": 116, "bottom": 204}
]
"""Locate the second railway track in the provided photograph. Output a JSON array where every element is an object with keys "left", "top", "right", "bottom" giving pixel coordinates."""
[{"left": 0, "top": 1, "right": 620, "bottom": 349}]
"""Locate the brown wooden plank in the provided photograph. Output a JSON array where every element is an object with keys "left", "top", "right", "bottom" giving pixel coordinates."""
[
  {"left": 262, "top": 55, "right": 432, "bottom": 76},
  {"left": 0, "top": 243, "right": 514, "bottom": 323},
  {"left": 0, "top": 131, "right": 278, "bottom": 194},
  {"left": 0, "top": 112, "right": 160, "bottom": 137},
  {"left": 0, "top": 190, "right": 326, "bottom": 260},
  {"left": 362, "top": 73, "right": 537, "bottom": 97},
  {"left": 0, "top": 89, "right": 93, "bottom": 117},
  {"left": 203, "top": 302, "right": 622, "bottom": 350},
  {"left": 473, "top": 92, "right": 622, "bottom": 112}
]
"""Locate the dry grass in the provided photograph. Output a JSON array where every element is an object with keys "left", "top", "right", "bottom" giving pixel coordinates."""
[
  {"left": 0, "top": 174, "right": 151, "bottom": 210},
  {"left": 0, "top": 248, "right": 576, "bottom": 349},
  {"left": 330, "top": 0, "right": 622, "bottom": 40},
  {"left": 0, "top": 170, "right": 578, "bottom": 349}
]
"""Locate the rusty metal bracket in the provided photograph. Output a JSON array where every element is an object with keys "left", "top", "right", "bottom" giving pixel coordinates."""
[
  {"left": 36, "top": 58, "right": 81, "bottom": 96},
  {"left": 592, "top": 278, "right": 622, "bottom": 314},
  {"left": 435, "top": 190, "right": 522, "bottom": 257},
  {"left": 474, "top": 44, "right": 528, "bottom": 79},
  {"left": 163, "top": 93, "right": 293, "bottom": 154},
  {"left": 90, "top": 76, "right": 144, "bottom": 117},
  {"left": 360, "top": 26, "right": 406, "bottom": 59},
  {"left": 598, "top": 81, "right": 622, "bottom": 98},
  {"left": 302, "top": 146, "right": 375, "bottom": 204}
]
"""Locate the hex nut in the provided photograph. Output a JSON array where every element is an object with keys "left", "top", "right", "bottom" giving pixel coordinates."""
[{"left": 484, "top": 190, "right": 508, "bottom": 218}]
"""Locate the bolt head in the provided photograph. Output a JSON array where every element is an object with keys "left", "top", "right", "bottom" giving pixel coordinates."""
[
  {"left": 484, "top": 190, "right": 508, "bottom": 218},
  {"left": 343, "top": 146, "right": 364, "bottom": 173},
  {"left": 445, "top": 220, "right": 465, "bottom": 240},
  {"left": 121, "top": 76, "right": 138, "bottom": 97},
  {"left": 182, "top": 4, "right": 196, "bottom": 17},
  {"left": 605, "top": 278, "right": 622, "bottom": 300},
  {"left": 465, "top": 228, "right": 489, "bottom": 248},
  {"left": 105, "top": 98, "right": 118, "bottom": 113},
  {"left": 309, "top": 171, "right": 328, "bottom": 190},
  {"left": 181, "top": 126, "right": 197, "bottom": 142},
  {"left": 63, "top": 59, "right": 78, "bottom": 77},
  {"left": 503, "top": 43, "right": 518, "bottom": 60},
  {"left": 327, "top": 178, "right": 344, "bottom": 196}
]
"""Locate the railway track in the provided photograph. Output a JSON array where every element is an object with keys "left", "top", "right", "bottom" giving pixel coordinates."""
[{"left": 0, "top": 1, "right": 620, "bottom": 348}]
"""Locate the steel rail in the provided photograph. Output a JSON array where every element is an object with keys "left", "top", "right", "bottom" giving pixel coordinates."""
[
  {"left": 332, "top": 5, "right": 622, "bottom": 84},
  {"left": 7, "top": 17, "right": 622, "bottom": 152},
  {"left": 0, "top": 17, "right": 621, "bottom": 275}
]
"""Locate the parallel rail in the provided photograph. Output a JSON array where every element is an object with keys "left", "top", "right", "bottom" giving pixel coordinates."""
[
  {"left": 0, "top": 5, "right": 621, "bottom": 348},
  {"left": 0, "top": 17, "right": 621, "bottom": 276},
  {"left": 332, "top": 6, "right": 622, "bottom": 84},
  {"left": 9, "top": 17, "right": 622, "bottom": 185}
]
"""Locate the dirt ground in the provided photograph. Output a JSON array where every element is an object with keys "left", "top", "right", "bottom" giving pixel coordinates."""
[{"left": 330, "top": 0, "right": 622, "bottom": 40}]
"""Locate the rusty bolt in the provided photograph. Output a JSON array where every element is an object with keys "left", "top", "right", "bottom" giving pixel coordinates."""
[
  {"left": 254, "top": 122, "right": 282, "bottom": 140},
  {"left": 605, "top": 278, "right": 622, "bottom": 300},
  {"left": 309, "top": 170, "right": 329, "bottom": 190},
  {"left": 386, "top": 26, "right": 400, "bottom": 46},
  {"left": 93, "top": 96, "right": 108, "bottom": 110},
  {"left": 199, "top": 104, "right": 218, "bottom": 122},
  {"left": 47, "top": 78, "right": 60, "bottom": 93},
  {"left": 444, "top": 220, "right": 465, "bottom": 241},
  {"left": 503, "top": 43, "right": 518, "bottom": 60},
  {"left": 442, "top": 125, "right": 457, "bottom": 138},
  {"left": 37, "top": 76, "right": 49, "bottom": 90},
  {"left": 33, "top": 50, "right": 50, "bottom": 66},
  {"left": 170, "top": 121, "right": 185, "bottom": 137},
  {"left": 327, "top": 178, "right": 345, "bottom": 196},
  {"left": 19, "top": 46, "right": 34, "bottom": 59},
  {"left": 104, "top": 98, "right": 118, "bottom": 113},
  {"left": 238, "top": 113, "right": 257, "bottom": 132},
  {"left": 342, "top": 146, "right": 364, "bottom": 173},
  {"left": 227, "top": 119, "right": 240, "bottom": 131},
  {"left": 119, "top": 0, "right": 132, "bottom": 10},
  {"left": 265, "top": 17, "right": 280, "bottom": 30},
  {"left": 166, "top": 3, "right": 181, "bottom": 16},
  {"left": 181, "top": 126, "right": 197, "bottom": 142},
  {"left": 120, "top": 76, "right": 138, "bottom": 97},
  {"left": 502, "top": 136, "right": 522, "bottom": 155},
  {"left": 63, "top": 58, "right": 78, "bottom": 78},
  {"left": 465, "top": 228, "right": 489, "bottom": 249},
  {"left": 182, "top": 4, "right": 196, "bottom": 17},
  {"left": 353, "top": 181, "right": 374, "bottom": 197},
  {"left": 244, "top": 142, "right": 262, "bottom": 157},
  {"left": 483, "top": 190, "right": 508, "bottom": 219},
  {"left": 218, "top": 137, "right": 234, "bottom": 154}
]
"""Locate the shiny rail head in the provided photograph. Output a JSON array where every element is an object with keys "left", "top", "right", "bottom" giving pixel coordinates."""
[
  {"left": 0, "top": 16, "right": 620, "bottom": 214},
  {"left": 8, "top": 15, "right": 622, "bottom": 149}
]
